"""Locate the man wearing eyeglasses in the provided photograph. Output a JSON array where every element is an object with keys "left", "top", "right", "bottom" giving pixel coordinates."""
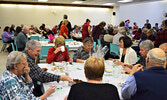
[{"left": 0, "top": 51, "right": 56, "bottom": 100}]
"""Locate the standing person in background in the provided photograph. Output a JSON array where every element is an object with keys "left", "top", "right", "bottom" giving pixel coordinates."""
[
  {"left": 16, "top": 26, "right": 29, "bottom": 51},
  {"left": 125, "top": 19, "right": 130, "bottom": 31},
  {"left": 59, "top": 14, "right": 72, "bottom": 38},
  {"left": 92, "top": 21, "right": 106, "bottom": 43},
  {"left": 145, "top": 19, "right": 151, "bottom": 29},
  {"left": 59, "top": 19, "right": 69, "bottom": 39},
  {"left": 81, "top": 19, "right": 91, "bottom": 42}
]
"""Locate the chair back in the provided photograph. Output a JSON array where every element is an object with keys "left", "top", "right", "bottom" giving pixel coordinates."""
[
  {"left": 110, "top": 43, "right": 119, "bottom": 56},
  {"left": 1, "top": 34, "right": 7, "bottom": 44},
  {"left": 1, "top": 34, "right": 11, "bottom": 52},
  {"left": 30, "top": 36, "right": 39, "bottom": 41},
  {"left": 14, "top": 36, "right": 18, "bottom": 51},
  {"left": 65, "top": 39, "right": 73, "bottom": 42},
  {"left": 93, "top": 42, "right": 96, "bottom": 50},
  {"left": 39, "top": 39, "right": 50, "bottom": 41},
  {"left": 97, "top": 39, "right": 101, "bottom": 46},
  {"left": 11, "top": 43, "right": 15, "bottom": 51},
  {"left": 65, "top": 45, "right": 69, "bottom": 54},
  {"left": 39, "top": 46, "right": 52, "bottom": 60}
]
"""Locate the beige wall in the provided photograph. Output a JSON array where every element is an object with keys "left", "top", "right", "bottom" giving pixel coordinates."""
[{"left": 0, "top": 4, "right": 113, "bottom": 35}]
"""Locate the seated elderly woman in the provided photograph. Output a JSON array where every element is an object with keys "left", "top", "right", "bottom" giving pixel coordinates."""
[
  {"left": 73, "top": 37, "right": 94, "bottom": 63},
  {"left": 65, "top": 56, "right": 120, "bottom": 100},
  {"left": 0, "top": 51, "right": 56, "bottom": 100},
  {"left": 114, "top": 36, "right": 137, "bottom": 65},
  {"left": 47, "top": 36, "right": 72, "bottom": 64}
]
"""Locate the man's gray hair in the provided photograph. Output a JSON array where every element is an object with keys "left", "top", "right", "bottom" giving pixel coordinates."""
[
  {"left": 25, "top": 40, "right": 41, "bottom": 51},
  {"left": 147, "top": 49, "right": 166, "bottom": 66},
  {"left": 6, "top": 51, "right": 26, "bottom": 70},
  {"left": 140, "top": 40, "right": 154, "bottom": 51},
  {"left": 22, "top": 26, "right": 29, "bottom": 31}
]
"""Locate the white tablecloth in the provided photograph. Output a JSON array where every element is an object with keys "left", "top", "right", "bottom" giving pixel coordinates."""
[
  {"left": 38, "top": 61, "right": 129, "bottom": 100},
  {"left": 39, "top": 41, "right": 82, "bottom": 51},
  {"left": 27, "top": 34, "right": 42, "bottom": 38}
]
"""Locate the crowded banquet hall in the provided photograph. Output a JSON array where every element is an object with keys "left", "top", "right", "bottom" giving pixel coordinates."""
[{"left": 0, "top": 0, "right": 167, "bottom": 100}]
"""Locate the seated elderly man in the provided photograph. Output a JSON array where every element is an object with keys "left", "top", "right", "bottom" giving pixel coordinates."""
[
  {"left": 159, "top": 43, "right": 167, "bottom": 68},
  {"left": 121, "top": 48, "right": 167, "bottom": 100},
  {"left": 16, "top": 26, "right": 29, "bottom": 51},
  {"left": 23, "top": 40, "right": 72, "bottom": 96},
  {"left": 123, "top": 40, "right": 154, "bottom": 73},
  {"left": 0, "top": 51, "right": 56, "bottom": 100},
  {"left": 73, "top": 37, "right": 94, "bottom": 63},
  {"left": 65, "top": 56, "right": 120, "bottom": 100}
]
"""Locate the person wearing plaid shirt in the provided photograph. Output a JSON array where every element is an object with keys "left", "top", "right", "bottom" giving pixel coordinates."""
[
  {"left": 154, "top": 20, "right": 167, "bottom": 47},
  {"left": 24, "top": 40, "right": 72, "bottom": 96},
  {"left": 0, "top": 51, "right": 56, "bottom": 100}
]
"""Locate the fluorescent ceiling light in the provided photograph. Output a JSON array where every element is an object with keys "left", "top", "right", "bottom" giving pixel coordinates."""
[
  {"left": 38, "top": 0, "right": 48, "bottom": 2},
  {"left": 103, "top": 3, "right": 115, "bottom": 5},
  {"left": 72, "top": 1, "right": 83, "bottom": 4},
  {"left": 118, "top": 0, "right": 133, "bottom": 3}
]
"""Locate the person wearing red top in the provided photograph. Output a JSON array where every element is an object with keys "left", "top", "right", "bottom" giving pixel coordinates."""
[
  {"left": 47, "top": 36, "right": 72, "bottom": 64},
  {"left": 52, "top": 25, "right": 58, "bottom": 34},
  {"left": 154, "top": 20, "right": 167, "bottom": 47},
  {"left": 132, "top": 22, "right": 138, "bottom": 35},
  {"left": 59, "top": 19, "right": 69, "bottom": 39},
  {"left": 81, "top": 19, "right": 91, "bottom": 42}
]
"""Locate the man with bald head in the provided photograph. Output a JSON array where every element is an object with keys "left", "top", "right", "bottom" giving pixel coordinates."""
[
  {"left": 122, "top": 48, "right": 167, "bottom": 100},
  {"left": 159, "top": 43, "right": 167, "bottom": 68}
]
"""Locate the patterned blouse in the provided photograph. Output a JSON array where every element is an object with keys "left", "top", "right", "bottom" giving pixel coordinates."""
[
  {"left": 0, "top": 70, "right": 40, "bottom": 100},
  {"left": 73, "top": 46, "right": 94, "bottom": 62}
]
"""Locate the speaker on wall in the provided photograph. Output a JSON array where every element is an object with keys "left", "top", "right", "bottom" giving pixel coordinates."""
[{"left": 113, "top": 12, "right": 116, "bottom": 16}]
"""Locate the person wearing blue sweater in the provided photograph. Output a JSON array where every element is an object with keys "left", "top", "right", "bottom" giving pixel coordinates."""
[{"left": 121, "top": 48, "right": 167, "bottom": 100}]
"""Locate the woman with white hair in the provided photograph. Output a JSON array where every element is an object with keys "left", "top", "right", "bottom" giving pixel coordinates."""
[
  {"left": 113, "top": 27, "right": 126, "bottom": 45},
  {"left": 0, "top": 51, "right": 56, "bottom": 100}
]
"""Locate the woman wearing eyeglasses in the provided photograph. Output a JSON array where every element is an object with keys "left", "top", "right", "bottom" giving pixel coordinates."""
[
  {"left": 46, "top": 36, "right": 73, "bottom": 64},
  {"left": 73, "top": 37, "right": 94, "bottom": 63}
]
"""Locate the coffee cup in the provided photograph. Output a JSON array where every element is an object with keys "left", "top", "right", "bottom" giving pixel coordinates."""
[{"left": 60, "top": 46, "right": 65, "bottom": 52}]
